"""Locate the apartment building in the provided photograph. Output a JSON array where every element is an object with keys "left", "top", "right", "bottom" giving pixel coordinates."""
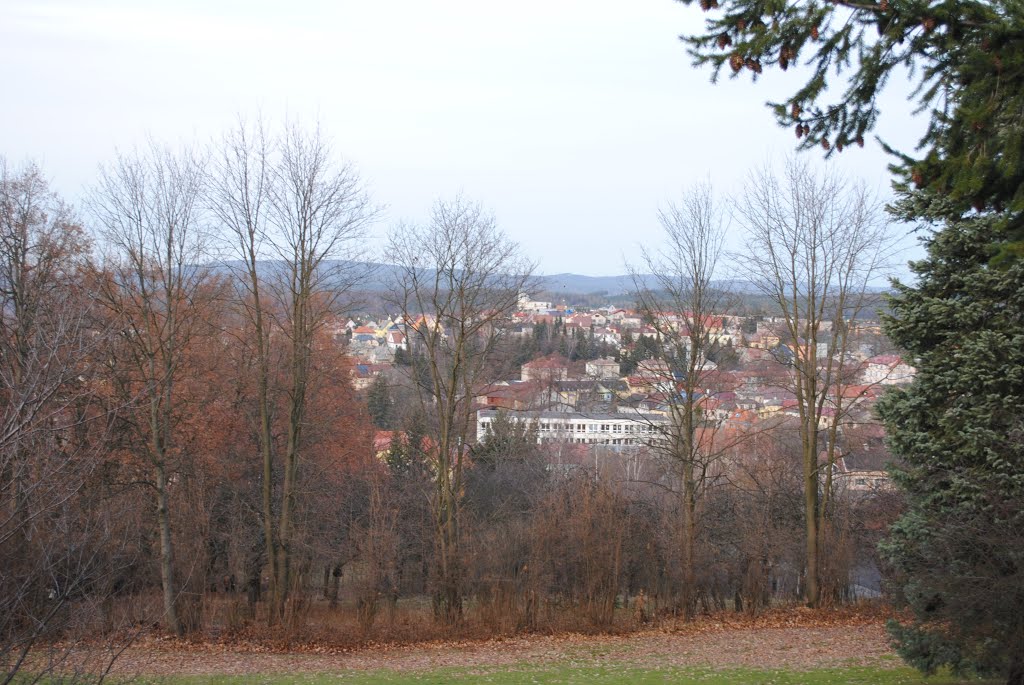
[{"left": 476, "top": 409, "right": 667, "bottom": 447}]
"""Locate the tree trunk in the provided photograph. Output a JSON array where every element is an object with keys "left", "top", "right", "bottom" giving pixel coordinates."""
[
  {"left": 154, "top": 463, "right": 182, "bottom": 636},
  {"left": 803, "top": 436, "right": 820, "bottom": 608},
  {"left": 681, "top": 459, "right": 697, "bottom": 619}
]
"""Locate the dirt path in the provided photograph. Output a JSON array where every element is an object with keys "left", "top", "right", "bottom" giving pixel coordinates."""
[{"left": 109, "top": 623, "right": 895, "bottom": 676}]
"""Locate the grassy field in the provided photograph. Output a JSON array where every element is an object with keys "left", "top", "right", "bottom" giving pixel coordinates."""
[
  {"left": 25, "top": 611, "right": 998, "bottom": 685},
  {"left": 145, "top": 665, "right": 991, "bottom": 685}
]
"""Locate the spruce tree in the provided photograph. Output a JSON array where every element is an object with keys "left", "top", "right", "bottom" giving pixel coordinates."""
[
  {"left": 679, "top": 0, "right": 1024, "bottom": 677},
  {"left": 366, "top": 374, "right": 394, "bottom": 429},
  {"left": 680, "top": 0, "right": 1024, "bottom": 253},
  {"left": 877, "top": 192, "right": 1024, "bottom": 683}
]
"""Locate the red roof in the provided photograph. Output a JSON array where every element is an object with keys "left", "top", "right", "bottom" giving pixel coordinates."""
[{"left": 523, "top": 354, "right": 570, "bottom": 369}]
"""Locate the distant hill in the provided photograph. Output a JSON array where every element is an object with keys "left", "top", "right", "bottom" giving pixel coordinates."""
[
  {"left": 216, "top": 260, "right": 656, "bottom": 296},
  {"left": 533, "top": 274, "right": 767, "bottom": 297},
  {"left": 214, "top": 259, "right": 883, "bottom": 305},
  {"left": 535, "top": 273, "right": 638, "bottom": 296}
]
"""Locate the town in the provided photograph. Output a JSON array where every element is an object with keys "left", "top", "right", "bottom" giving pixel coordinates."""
[{"left": 343, "top": 291, "right": 913, "bottom": 495}]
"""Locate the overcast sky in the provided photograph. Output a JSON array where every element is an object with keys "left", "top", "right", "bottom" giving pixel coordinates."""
[{"left": 1, "top": 0, "right": 925, "bottom": 277}]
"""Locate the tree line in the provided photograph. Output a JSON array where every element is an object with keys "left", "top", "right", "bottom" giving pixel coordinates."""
[{"left": 3, "top": 121, "right": 906, "bottom": 684}]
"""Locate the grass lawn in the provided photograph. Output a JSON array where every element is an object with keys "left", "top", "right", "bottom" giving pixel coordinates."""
[{"left": 147, "top": 665, "right": 994, "bottom": 684}]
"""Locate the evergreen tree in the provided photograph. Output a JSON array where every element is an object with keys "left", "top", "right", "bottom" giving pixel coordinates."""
[
  {"left": 393, "top": 345, "right": 409, "bottom": 366},
  {"left": 680, "top": 0, "right": 1024, "bottom": 254},
  {"left": 385, "top": 429, "right": 410, "bottom": 474},
  {"left": 680, "top": 0, "right": 1024, "bottom": 675},
  {"left": 472, "top": 411, "right": 539, "bottom": 471},
  {"left": 366, "top": 374, "right": 394, "bottom": 429},
  {"left": 533, "top": 319, "right": 548, "bottom": 347},
  {"left": 467, "top": 412, "right": 545, "bottom": 523},
  {"left": 877, "top": 192, "right": 1024, "bottom": 684}
]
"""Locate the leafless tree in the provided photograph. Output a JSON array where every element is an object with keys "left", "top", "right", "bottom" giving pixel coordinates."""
[
  {"left": 89, "top": 141, "right": 212, "bottom": 635},
  {"left": 629, "top": 181, "right": 743, "bottom": 617},
  {"left": 385, "top": 197, "right": 535, "bottom": 625},
  {"left": 736, "top": 157, "right": 894, "bottom": 607},
  {"left": 209, "top": 119, "right": 376, "bottom": 623},
  {"left": 0, "top": 158, "right": 130, "bottom": 683}
]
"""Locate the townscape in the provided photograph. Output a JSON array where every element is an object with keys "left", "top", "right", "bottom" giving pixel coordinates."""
[
  {"left": 3, "top": 0, "right": 1024, "bottom": 683},
  {"left": 350, "top": 297, "right": 911, "bottom": 492}
]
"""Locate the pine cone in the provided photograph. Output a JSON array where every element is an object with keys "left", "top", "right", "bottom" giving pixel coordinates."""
[
  {"left": 821, "top": 138, "right": 830, "bottom": 150},
  {"left": 911, "top": 170, "right": 924, "bottom": 187},
  {"left": 717, "top": 33, "right": 732, "bottom": 49},
  {"left": 836, "top": 141, "right": 844, "bottom": 152},
  {"left": 791, "top": 103, "right": 801, "bottom": 119},
  {"left": 810, "top": 25, "right": 819, "bottom": 40},
  {"left": 795, "top": 123, "right": 804, "bottom": 139},
  {"left": 729, "top": 53, "right": 744, "bottom": 72},
  {"left": 737, "top": 18, "right": 747, "bottom": 30},
  {"left": 879, "top": 0, "right": 889, "bottom": 11},
  {"left": 922, "top": 16, "right": 936, "bottom": 32},
  {"left": 856, "top": 135, "right": 865, "bottom": 148}
]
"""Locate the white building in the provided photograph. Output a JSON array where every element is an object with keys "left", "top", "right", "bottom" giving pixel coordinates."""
[
  {"left": 518, "top": 293, "right": 553, "bottom": 313},
  {"left": 477, "top": 409, "right": 667, "bottom": 447},
  {"left": 861, "top": 355, "right": 916, "bottom": 385},
  {"left": 585, "top": 357, "right": 620, "bottom": 379}
]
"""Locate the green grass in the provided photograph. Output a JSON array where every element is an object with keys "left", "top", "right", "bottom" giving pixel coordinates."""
[{"left": 143, "top": 665, "right": 995, "bottom": 685}]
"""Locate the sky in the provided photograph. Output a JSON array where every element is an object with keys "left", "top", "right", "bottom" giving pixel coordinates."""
[{"left": 0, "top": 0, "right": 927, "bottom": 277}]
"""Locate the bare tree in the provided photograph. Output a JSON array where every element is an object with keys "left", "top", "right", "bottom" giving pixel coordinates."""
[
  {"left": 629, "top": 181, "right": 741, "bottom": 618},
  {"left": 736, "top": 158, "right": 893, "bottom": 607},
  {"left": 207, "top": 118, "right": 276, "bottom": 616},
  {"left": 0, "top": 158, "right": 130, "bottom": 683},
  {"left": 209, "top": 119, "right": 376, "bottom": 623},
  {"left": 385, "top": 197, "right": 534, "bottom": 625},
  {"left": 90, "top": 141, "right": 211, "bottom": 635}
]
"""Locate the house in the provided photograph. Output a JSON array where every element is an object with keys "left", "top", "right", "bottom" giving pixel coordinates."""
[
  {"left": 827, "top": 421, "right": 896, "bottom": 494},
  {"left": 551, "top": 379, "right": 625, "bottom": 410},
  {"left": 475, "top": 381, "right": 538, "bottom": 411},
  {"left": 861, "top": 355, "right": 916, "bottom": 385},
  {"left": 351, "top": 363, "right": 388, "bottom": 390},
  {"left": 832, "top": 444, "right": 893, "bottom": 493},
  {"left": 518, "top": 293, "right": 553, "bottom": 313},
  {"left": 585, "top": 357, "right": 620, "bottom": 379},
  {"left": 521, "top": 354, "right": 571, "bottom": 383},
  {"left": 385, "top": 329, "right": 407, "bottom": 350},
  {"left": 748, "top": 328, "right": 781, "bottom": 349}
]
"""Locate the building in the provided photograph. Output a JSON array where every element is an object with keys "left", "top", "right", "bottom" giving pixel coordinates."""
[
  {"left": 521, "top": 355, "right": 571, "bottom": 383},
  {"left": 585, "top": 357, "right": 620, "bottom": 379},
  {"left": 861, "top": 355, "right": 916, "bottom": 385},
  {"left": 477, "top": 409, "right": 667, "bottom": 447}
]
